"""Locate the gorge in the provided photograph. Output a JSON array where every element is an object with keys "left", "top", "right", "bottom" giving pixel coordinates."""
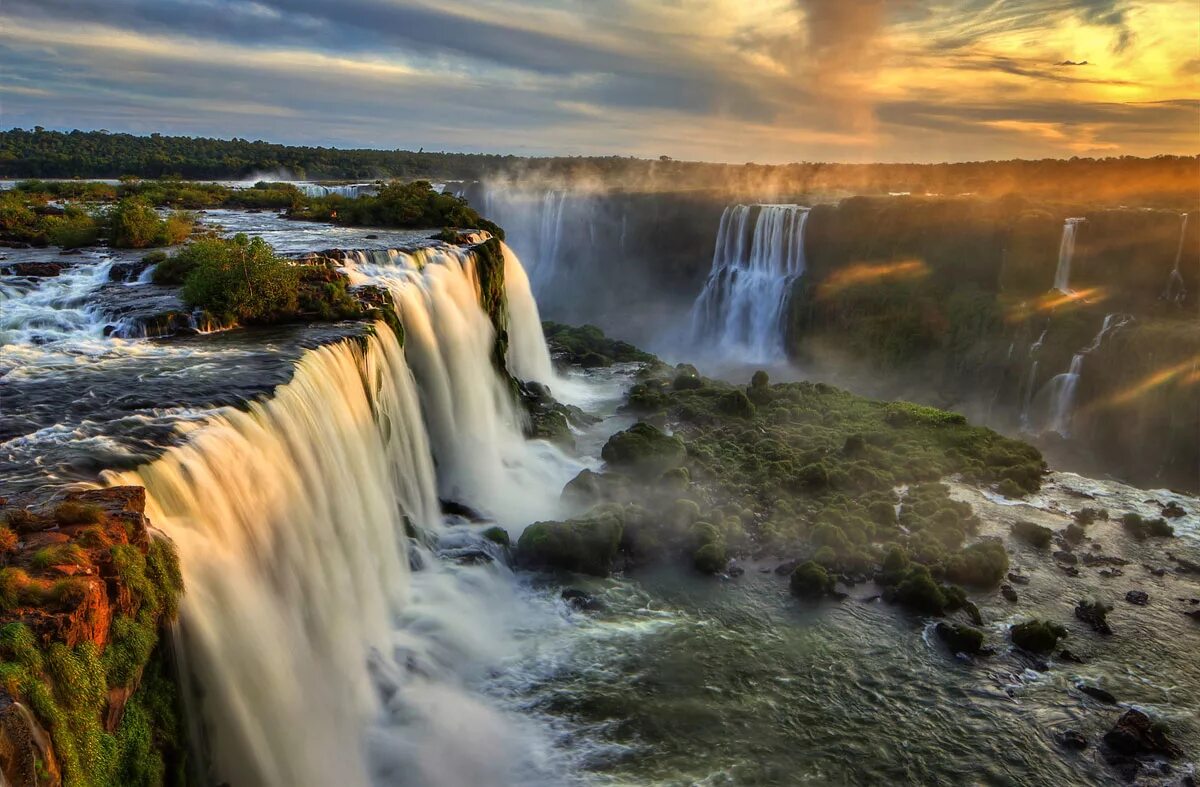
[{"left": 0, "top": 166, "right": 1197, "bottom": 787}]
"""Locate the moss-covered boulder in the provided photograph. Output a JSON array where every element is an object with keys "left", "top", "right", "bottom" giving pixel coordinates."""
[
  {"left": 935, "top": 622, "right": 986, "bottom": 655},
  {"left": 601, "top": 423, "right": 685, "bottom": 475},
  {"left": 790, "top": 561, "right": 834, "bottom": 598},
  {"left": 516, "top": 509, "right": 625, "bottom": 576},
  {"left": 1011, "top": 520, "right": 1053, "bottom": 548},
  {"left": 1010, "top": 619, "right": 1068, "bottom": 653}
]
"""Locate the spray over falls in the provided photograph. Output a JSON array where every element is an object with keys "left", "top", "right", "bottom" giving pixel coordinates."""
[
  {"left": 102, "top": 240, "right": 580, "bottom": 785},
  {"left": 689, "top": 204, "right": 810, "bottom": 362}
]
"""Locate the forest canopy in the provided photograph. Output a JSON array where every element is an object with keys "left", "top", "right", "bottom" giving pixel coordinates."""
[{"left": 2, "top": 128, "right": 1197, "bottom": 207}]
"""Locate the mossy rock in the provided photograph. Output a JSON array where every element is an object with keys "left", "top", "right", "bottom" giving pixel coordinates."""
[
  {"left": 1011, "top": 520, "right": 1053, "bottom": 549},
  {"left": 601, "top": 423, "right": 685, "bottom": 475},
  {"left": 1010, "top": 619, "right": 1068, "bottom": 653},
  {"left": 481, "top": 526, "right": 510, "bottom": 547},
  {"left": 790, "top": 561, "right": 833, "bottom": 598},
  {"left": 516, "top": 510, "right": 624, "bottom": 576},
  {"left": 935, "top": 622, "right": 986, "bottom": 655}
]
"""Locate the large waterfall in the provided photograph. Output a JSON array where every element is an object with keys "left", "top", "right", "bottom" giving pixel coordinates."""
[
  {"left": 107, "top": 242, "right": 580, "bottom": 786},
  {"left": 689, "top": 204, "right": 810, "bottom": 362},
  {"left": 1053, "top": 217, "right": 1085, "bottom": 292},
  {"left": 479, "top": 186, "right": 574, "bottom": 304}
]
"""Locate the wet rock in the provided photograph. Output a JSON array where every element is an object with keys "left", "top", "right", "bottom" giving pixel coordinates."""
[
  {"left": 1075, "top": 599, "right": 1114, "bottom": 635},
  {"left": 1077, "top": 683, "right": 1118, "bottom": 704},
  {"left": 364, "top": 233, "right": 379, "bottom": 239},
  {"left": 0, "top": 694, "right": 62, "bottom": 787},
  {"left": 1058, "top": 648, "right": 1085, "bottom": 664},
  {"left": 1011, "top": 619, "right": 1068, "bottom": 654},
  {"left": 1001, "top": 584, "right": 1019, "bottom": 603},
  {"left": 439, "top": 498, "right": 486, "bottom": 522},
  {"left": 1161, "top": 502, "right": 1186, "bottom": 519},
  {"left": 1103, "top": 708, "right": 1182, "bottom": 759},
  {"left": 1185, "top": 610, "right": 1200, "bottom": 623},
  {"left": 774, "top": 559, "right": 801, "bottom": 576},
  {"left": 1099, "top": 568, "right": 1124, "bottom": 579},
  {"left": 561, "top": 588, "right": 603, "bottom": 612},
  {"left": 1058, "top": 729, "right": 1089, "bottom": 750},
  {"left": 1054, "top": 550, "right": 1078, "bottom": 565},
  {"left": 107, "top": 261, "right": 152, "bottom": 282},
  {"left": 1171, "top": 556, "right": 1200, "bottom": 574},
  {"left": 1147, "top": 566, "right": 1167, "bottom": 577},
  {"left": 1006, "top": 572, "right": 1031, "bottom": 585},
  {"left": 1081, "top": 553, "right": 1130, "bottom": 567},
  {"left": 1060, "top": 565, "right": 1081, "bottom": 578},
  {"left": 1, "top": 261, "right": 63, "bottom": 277},
  {"left": 935, "top": 622, "right": 986, "bottom": 655},
  {"left": 1125, "top": 590, "right": 1149, "bottom": 606}
]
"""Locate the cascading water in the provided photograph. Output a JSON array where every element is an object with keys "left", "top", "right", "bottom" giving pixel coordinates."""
[
  {"left": 1040, "top": 313, "right": 1131, "bottom": 436},
  {"left": 480, "top": 186, "right": 569, "bottom": 301},
  {"left": 1162, "top": 213, "right": 1189, "bottom": 304},
  {"left": 689, "top": 204, "right": 810, "bottom": 363},
  {"left": 339, "top": 242, "right": 569, "bottom": 527},
  {"left": 292, "top": 182, "right": 378, "bottom": 198},
  {"left": 106, "top": 241, "right": 583, "bottom": 786},
  {"left": 1053, "top": 217, "right": 1086, "bottom": 292}
]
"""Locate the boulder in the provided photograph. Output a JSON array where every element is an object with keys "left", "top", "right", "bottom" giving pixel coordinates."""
[
  {"left": 1058, "top": 729, "right": 1088, "bottom": 750},
  {"left": 1010, "top": 619, "right": 1068, "bottom": 653},
  {"left": 516, "top": 510, "right": 624, "bottom": 576},
  {"left": 1077, "top": 683, "right": 1117, "bottom": 704},
  {"left": 1124, "top": 590, "right": 1149, "bottom": 606},
  {"left": 1103, "top": 709, "right": 1182, "bottom": 759},
  {"left": 601, "top": 423, "right": 685, "bottom": 476},
  {"left": 1075, "top": 599, "right": 1114, "bottom": 635},
  {"left": 561, "top": 588, "right": 603, "bottom": 612},
  {"left": 935, "top": 622, "right": 986, "bottom": 655},
  {"left": 1001, "top": 584, "right": 1019, "bottom": 603}
]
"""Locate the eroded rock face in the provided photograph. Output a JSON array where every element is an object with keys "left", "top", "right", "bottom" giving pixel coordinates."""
[{"left": 0, "top": 697, "right": 61, "bottom": 787}]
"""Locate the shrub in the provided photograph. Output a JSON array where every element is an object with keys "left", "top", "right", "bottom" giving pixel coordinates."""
[
  {"left": 945, "top": 540, "right": 1009, "bottom": 588},
  {"left": 717, "top": 390, "right": 755, "bottom": 419},
  {"left": 0, "top": 527, "right": 17, "bottom": 555},
  {"left": 1121, "top": 512, "right": 1173, "bottom": 540},
  {"left": 178, "top": 234, "right": 300, "bottom": 323},
  {"left": 887, "top": 565, "right": 963, "bottom": 616},
  {"left": 693, "top": 542, "right": 727, "bottom": 574},
  {"left": 790, "top": 561, "right": 833, "bottom": 598},
  {"left": 32, "top": 543, "right": 89, "bottom": 571},
  {"left": 1011, "top": 520, "right": 1053, "bottom": 548},
  {"left": 108, "top": 197, "right": 165, "bottom": 248},
  {"left": 160, "top": 211, "right": 194, "bottom": 245},
  {"left": 54, "top": 501, "right": 104, "bottom": 526},
  {"left": 996, "top": 478, "right": 1025, "bottom": 498},
  {"left": 44, "top": 208, "right": 100, "bottom": 248},
  {"left": 1010, "top": 619, "right": 1067, "bottom": 653}
]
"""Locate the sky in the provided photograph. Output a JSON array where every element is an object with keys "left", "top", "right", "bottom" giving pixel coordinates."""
[{"left": 0, "top": 0, "right": 1197, "bottom": 163}]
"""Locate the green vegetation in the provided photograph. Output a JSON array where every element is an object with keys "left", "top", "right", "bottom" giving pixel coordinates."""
[
  {"left": 1010, "top": 619, "right": 1068, "bottom": 653},
  {"left": 542, "top": 322, "right": 658, "bottom": 368},
  {"left": 106, "top": 198, "right": 193, "bottom": 248},
  {"left": 3, "top": 129, "right": 1196, "bottom": 208},
  {"left": 516, "top": 508, "right": 625, "bottom": 576},
  {"left": 54, "top": 502, "right": 105, "bottom": 526},
  {"left": 168, "top": 234, "right": 299, "bottom": 323},
  {"left": 1011, "top": 520, "right": 1054, "bottom": 549},
  {"left": 790, "top": 561, "right": 834, "bottom": 598},
  {"left": 1120, "top": 512, "right": 1174, "bottom": 540},
  {"left": 0, "top": 534, "right": 183, "bottom": 787},
  {"left": 481, "top": 527, "right": 510, "bottom": 547},
  {"left": 935, "top": 621, "right": 986, "bottom": 655},
  {"left": 601, "top": 423, "right": 686, "bottom": 475},
  {"left": 290, "top": 180, "right": 504, "bottom": 237}
]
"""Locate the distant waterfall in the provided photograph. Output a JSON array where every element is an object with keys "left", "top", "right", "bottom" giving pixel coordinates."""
[
  {"left": 1162, "top": 213, "right": 1189, "bottom": 304},
  {"left": 689, "top": 204, "right": 810, "bottom": 362},
  {"left": 1040, "top": 313, "right": 1131, "bottom": 436},
  {"left": 109, "top": 243, "right": 577, "bottom": 786},
  {"left": 1053, "top": 218, "right": 1086, "bottom": 292},
  {"left": 479, "top": 186, "right": 573, "bottom": 303},
  {"left": 293, "top": 182, "right": 378, "bottom": 198}
]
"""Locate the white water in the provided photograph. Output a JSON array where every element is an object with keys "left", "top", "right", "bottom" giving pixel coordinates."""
[
  {"left": 689, "top": 204, "right": 810, "bottom": 363},
  {"left": 1162, "top": 213, "right": 1189, "bottom": 304},
  {"left": 1040, "top": 313, "right": 1131, "bottom": 436},
  {"left": 103, "top": 242, "right": 590, "bottom": 786},
  {"left": 291, "top": 182, "right": 379, "bottom": 199},
  {"left": 480, "top": 186, "right": 571, "bottom": 302},
  {"left": 1053, "top": 217, "right": 1085, "bottom": 292},
  {"left": 339, "top": 242, "right": 569, "bottom": 528}
]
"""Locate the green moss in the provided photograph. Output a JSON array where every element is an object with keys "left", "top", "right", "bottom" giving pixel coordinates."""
[
  {"left": 481, "top": 526, "right": 510, "bottom": 547},
  {"left": 54, "top": 502, "right": 105, "bottom": 526},
  {"left": 601, "top": 423, "right": 686, "bottom": 475},
  {"left": 935, "top": 622, "right": 985, "bottom": 654},
  {"left": 790, "top": 561, "right": 833, "bottom": 598},
  {"left": 1010, "top": 619, "right": 1068, "bottom": 653},
  {"left": 1011, "top": 520, "right": 1053, "bottom": 548},
  {"left": 516, "top": 508, "right": 625, "bottom": 576},
  {"left": 32, "top": 543, "right": 90, "bottom": 571},
  {"left": 692, "top": 542, "right": 727, "bottom": 574},
  {"left": 945, "top": 540, "right": 1008, "bottom": 588}
]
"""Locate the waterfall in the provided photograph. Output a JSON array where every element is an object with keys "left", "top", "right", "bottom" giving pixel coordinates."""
[
  {"left": 1053, "top": 217, "right": 1086, "bottom": 292},
  {"left": 1162, "top": 213, "right": 1189, "bottom": 304},
  {"left": 340, "top": 242, "right": 569, "bottom": 527},
  {"left": 105, "top": 242, "right": 579, "bottom": 786},
  {"left": 110, "top": 328, "right": 440, "bottom": 786},
  {"left": 292, "top": 183, "right": 378, "bottom": 199},
  {"left": 1040, "top": 313, "right": 1132, "bottom": 436},
  {"left": 479, "top": 186, "right": 570, "bottom": 301},
  {"left": 689, "top": 204, "right": 810, "bottom": 362}
]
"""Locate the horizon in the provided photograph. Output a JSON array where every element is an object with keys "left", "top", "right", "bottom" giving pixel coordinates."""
[
  {"left": 1, "top": 1, "right": 1197, "bottom": 164},
  {"left": 4, "top": 126, "right": 1198, "bottom": 169}
]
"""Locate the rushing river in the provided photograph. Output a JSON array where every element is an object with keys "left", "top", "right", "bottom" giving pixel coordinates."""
[{"left": 1, "top": 209, "right": 1197, "bottom": 786}]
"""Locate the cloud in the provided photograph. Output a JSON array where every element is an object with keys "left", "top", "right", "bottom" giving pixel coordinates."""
[{"left": 0, "top": 0, "right": 1195, "bottom": 162}]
